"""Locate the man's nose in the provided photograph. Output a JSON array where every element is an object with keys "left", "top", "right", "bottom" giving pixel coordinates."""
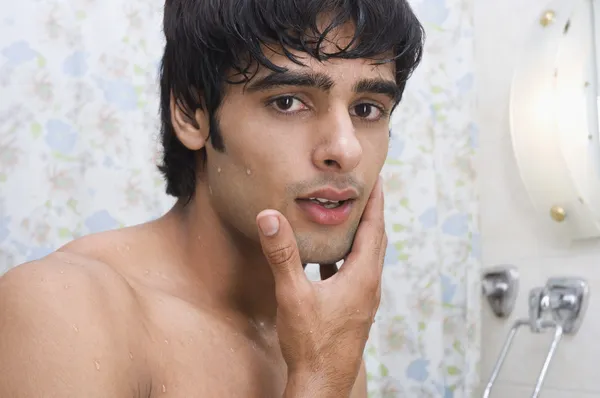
[{"left": 312, "top": 107, "right": 362, "bottom": 173}]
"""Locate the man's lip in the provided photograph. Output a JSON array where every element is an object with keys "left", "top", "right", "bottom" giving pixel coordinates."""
[{"left": 297, "top": 187, "right": 359, "bottom": 202}]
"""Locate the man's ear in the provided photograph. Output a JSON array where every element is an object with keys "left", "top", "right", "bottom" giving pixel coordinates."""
[{"left": 170, "top": 94, "right": 210, "bottom": 150}]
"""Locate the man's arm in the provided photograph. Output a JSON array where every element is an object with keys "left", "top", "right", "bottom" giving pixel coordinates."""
[
  {"left": 350, "top": 360, "right": 368, "bottom": 398},
  {"left": 0, "top": 255, "right": 141, "bottom": 398}
]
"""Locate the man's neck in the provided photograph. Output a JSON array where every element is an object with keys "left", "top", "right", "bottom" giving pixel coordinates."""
[{"left": 154, "top": 185, "right": 278, "bottom": 325}]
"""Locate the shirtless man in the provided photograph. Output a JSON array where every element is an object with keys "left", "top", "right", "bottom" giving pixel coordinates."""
[{"left": 0, "top": 0, "right": 423, "bottom": 396}]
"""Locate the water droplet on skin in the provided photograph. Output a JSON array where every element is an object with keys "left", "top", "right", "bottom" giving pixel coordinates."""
[
  {"left": 144, "top": 270, "right": 150, "bottom": 276},
  {"left": 259, "top": 321, "right": 265, "bottom": 328},
  {"left": 164, "top": 339, "right": 170, "bottom": 345},
  {"left": 246, "top": 168, "right": 252, "bottom": 176},
  {"left": 309, "top": 330, "right": 313, "bottom": 334},
  {"left": 129, "top": 352, "right": 134, "bottom": 360},
  {"left": 209, "top": 186, "right": 213, "bottom": 195},
  {"left": 72, "top": 325, "right": 79, "bottom": 332},
  {"left": 125, "top": 245, "right": 130, "bottom": 251},
  {"left": 64, "top": 284, "right": 71, "bottom": 289},
  {"left": 162, "top": 384, "right": 167, "bottom": 393},
  {"left": 217, "top": 167, "right": 221, "bottom": 174},
  {"left": 225, "top": 316, "right": 232, "bottom": 322},
  {"left": 94, "top": 360, "right": 100, "bottom": 371},
  {"left": 230, "top": 347, "right": 235, "bottom": 353},
  {"left": 59, "top": 270, "right": 65, "bottom": 274}
]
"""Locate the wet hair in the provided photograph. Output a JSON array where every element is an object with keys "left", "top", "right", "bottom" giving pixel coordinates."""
[{"left": 158, "top": 0, "right": 425, "bottom": 200}]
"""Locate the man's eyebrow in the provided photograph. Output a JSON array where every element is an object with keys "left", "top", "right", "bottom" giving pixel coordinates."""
[
  {"left": 353, "top": 78, "right": 401, "bottom": 103},
  {"left": 245, "top": 70, "right": 400, "bottom": 102},
  {"left": 245, "top": 71, "right": 335, "bottom": 93}
]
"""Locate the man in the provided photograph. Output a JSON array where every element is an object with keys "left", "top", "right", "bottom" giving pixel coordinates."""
[{"left": 0, "top": 0, "right": 423, "bottom": 396}]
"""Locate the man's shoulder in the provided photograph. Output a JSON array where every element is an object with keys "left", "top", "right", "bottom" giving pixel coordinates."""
[
  {"left": 2, "top": 248, "right": 133, "bottom": 309},
  {"left": 0, "top": 249, "right": 142, "bottom": 342},
  {"left": 0, "top": 251, "right": 151, "bottom": 396}
]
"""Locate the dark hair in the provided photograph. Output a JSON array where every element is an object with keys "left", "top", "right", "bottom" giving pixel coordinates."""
[{"left": 158, "top": 0, "right": 425, "bottom": 200}]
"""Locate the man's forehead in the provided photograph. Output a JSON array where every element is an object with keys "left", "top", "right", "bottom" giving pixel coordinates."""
[{"left": 249, "top": 49, "right": 396, "bottom": 84}]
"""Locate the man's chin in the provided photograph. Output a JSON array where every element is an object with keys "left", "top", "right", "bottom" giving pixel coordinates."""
[{"left": 294, "top": 229, "right": 356, "bottom": 265}]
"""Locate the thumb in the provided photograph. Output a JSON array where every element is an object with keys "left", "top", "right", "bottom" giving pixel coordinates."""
[{"left": 256, "top": 210, "right": 308, "bottom": 290}]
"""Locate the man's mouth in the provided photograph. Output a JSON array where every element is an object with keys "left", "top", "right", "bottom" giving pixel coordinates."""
[
  {"left": 305, "top": 197, "right": 348, "bottom": 209},
  {"left": 294, "top": 187, "right": 358, "bottom": 225}
]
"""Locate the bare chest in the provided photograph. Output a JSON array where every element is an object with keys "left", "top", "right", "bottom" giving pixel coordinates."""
[
  {"left": 150, "top": 349, "right": 286, "bottom": 398},
  {"left": 143, "top": 306, "right": 287, "bottom": 398}
]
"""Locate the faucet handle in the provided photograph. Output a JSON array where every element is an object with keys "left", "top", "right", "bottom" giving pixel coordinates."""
[
  {"left": 543, "top": 277, "right": 589, "bottom": 334},
  {"left": 482, "top": 265, "right": 519, "bottom": 318}
]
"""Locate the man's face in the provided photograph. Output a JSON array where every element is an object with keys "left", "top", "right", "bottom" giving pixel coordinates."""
[{"left": 202, "top": 28, "right": 395, "bottom": 264}]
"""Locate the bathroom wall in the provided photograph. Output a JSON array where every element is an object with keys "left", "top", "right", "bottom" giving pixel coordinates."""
[{"left": 475, "top": 0, "right": 600, "bottom": 397}]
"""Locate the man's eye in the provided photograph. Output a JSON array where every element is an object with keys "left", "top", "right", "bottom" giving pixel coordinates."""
[
  {"left": 351, "top": 104, "right": 384, "bottom": 121},
  {"left": 271, "top": 96, "right": 307, "bottom": 113}
]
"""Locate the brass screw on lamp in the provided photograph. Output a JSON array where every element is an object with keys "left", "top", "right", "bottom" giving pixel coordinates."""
[
  {"left": 550, "top": 206, "right": 567, "bottom": 222},
  {"left": 540, "top": 10, "right": 556, "bottom": 27}
]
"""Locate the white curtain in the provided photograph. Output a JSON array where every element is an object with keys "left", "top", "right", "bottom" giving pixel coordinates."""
[{"left": 0, "top": 0, "right": 480, "bottom": 397}]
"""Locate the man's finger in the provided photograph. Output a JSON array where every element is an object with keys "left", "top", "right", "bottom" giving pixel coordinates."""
[
  {"left": 338, "top": 176, "right": 386, "bottom": 278},
  {"left": 319, "top": 263, "right": 338, "bottom": 281},
  {"left": 256, "top": 210, "right": 309, "bottom": 292}
]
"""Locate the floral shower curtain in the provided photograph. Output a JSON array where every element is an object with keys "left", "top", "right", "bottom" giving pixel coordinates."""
[{"left": 0, "top": 0, "right": 480, "bottom": 397}]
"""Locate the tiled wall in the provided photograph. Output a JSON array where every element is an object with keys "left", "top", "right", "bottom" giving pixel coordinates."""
[{"left": 475, "top": 0, "right": 600, "bottom": 397}]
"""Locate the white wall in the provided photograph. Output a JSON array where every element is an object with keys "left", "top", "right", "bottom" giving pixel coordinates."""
[{"left": 475, "top": 0, "right": 600, "bottom": 397}]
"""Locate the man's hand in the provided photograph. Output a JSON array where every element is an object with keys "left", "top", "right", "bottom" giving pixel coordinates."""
[{"left": 256, "top": 177, "right": 387, "bottom": 397}]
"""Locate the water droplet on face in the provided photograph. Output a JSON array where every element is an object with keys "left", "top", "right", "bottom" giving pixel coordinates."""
[
  {"left": 259, "top": 321, "right": 265, "bottom": 328},
  {"left": 94, "top": 360, "right": 100, "bottom": 371},
  {"left": 230, "top": 347, "right": 235, "bottom": 353},
  {"left": 246, "top": 168, "right": 252, "bottom": 176},
  {"left": 225, "top": 316, "right": 232, "bottom": 322},
  {"left": 144, "top": 269, "right": 150, "bottom": 276},
  {"left": 162, "top": 384, "right": 167, "bottom": 393},
  {"left": 209, "top": 186, "right": 213, "bottom": 195},
  {"left": 217, "top": 167, "right": 221, "bottom": 174},
  {"left": 64, "top": 284, "right": 71, "bottom": 290},
  {"left": 309, "top": 330, "right": 313, "bottom": 334},
  {"left": 72, "top": 325, "right": 79, "bottom": 332},
  {"left": 129, "top": 352, "right": 134, "bottom": 360},
  {"left": 164, "top": 339, "right": 170, "bottom": 345},
  {"left": 125, "top": 245, "right": 130, "bottom": 251},
  {"left": 59, "top": 270, "right": 65, "bottom": 274}
]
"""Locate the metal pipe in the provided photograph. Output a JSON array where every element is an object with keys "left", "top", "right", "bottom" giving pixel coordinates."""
[
  {"left": 482, "top": 318, "right": 531, "bottom": 398},
  {"left": 531, "top": 322, "right": 564, "bottom": 398}
]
